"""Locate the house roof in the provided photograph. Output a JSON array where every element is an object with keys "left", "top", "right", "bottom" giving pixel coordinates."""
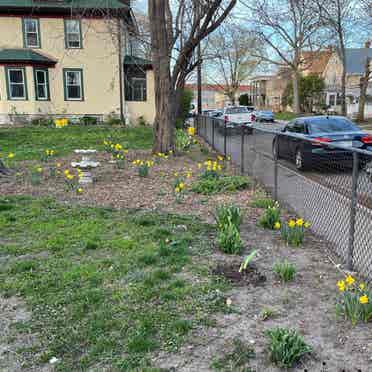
[
  {"left": 0, "top": 0, "right": 129, "bottom": 10},
  {"left": 345, "top": 48, "right": 372, "bottom": 74},
  {"left": 0, "top": 48, "right": 57, "bottom": 66},
  {"left": 301, "top": 50, "right": 332, "bottom": 75}
]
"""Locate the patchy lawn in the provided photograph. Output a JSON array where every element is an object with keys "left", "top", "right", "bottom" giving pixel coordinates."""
[
  {"left": 1, "top": 127, "right": 372, "bottom": 371},
  {"left": 0, "top": 125, "right": 153, "bottom": 161}
]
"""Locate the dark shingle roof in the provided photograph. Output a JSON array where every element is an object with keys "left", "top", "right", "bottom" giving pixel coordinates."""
[
  {"left": 0, "top": 0, "right": 128, "bottom": 11},
  {"left": 0, "top": 49, "right": 57, "bottom": 66},
  {"left": 345, "top": 48, "right": 372, "bottom": 74}
]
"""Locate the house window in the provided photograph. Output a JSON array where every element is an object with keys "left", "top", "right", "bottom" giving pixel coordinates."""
[
  {"left": 34, "top": 68, "right": 50, "bottom": 100},
  {"left": 63, "top": 69, "right": 84, "bottom": 101},
  {"left": 125, "top": 67, "right": 147, "bottom": 101},
  {"left": 64, "top": 19, "right": 82, "bottom": 49},
  {"left": 6, "top": 67, "right": 28, "bottom": 100},
  {"left": 329, "top": 94, "right": 336, "bottom": 106},
  {"left": 23, "top": 18, "right": 40, "bottom": 48}
]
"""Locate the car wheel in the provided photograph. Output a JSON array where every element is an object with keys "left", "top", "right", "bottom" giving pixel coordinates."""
[{"left": 295, "top": 148, "right": 308, "bottom": 171}]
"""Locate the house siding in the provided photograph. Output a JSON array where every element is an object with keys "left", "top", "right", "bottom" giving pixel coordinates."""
[{"left": 0, "top": 15, "right": 155, "bottom": 124}]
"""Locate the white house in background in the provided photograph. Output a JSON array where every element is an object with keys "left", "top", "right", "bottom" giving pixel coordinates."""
[{"left": 323, "top": 42, "right": 372, "bottom": 118}]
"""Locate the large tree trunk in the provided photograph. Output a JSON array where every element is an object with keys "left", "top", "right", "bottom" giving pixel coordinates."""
[
  {"left": 292, "top": 71, "right": 301, "bottom": 114},
  {"left": 149, "top": 0, "right": 174, "bottom": 153},
  {"left": 357, "top": 57, "right": 370, "bottom": 122}
]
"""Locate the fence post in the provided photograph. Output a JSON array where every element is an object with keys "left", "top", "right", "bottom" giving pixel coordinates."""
[
  {"left": 273, "top": 136, "right": 278, "bottom": 201},
  {"left": 195, "top": 115, "right": 199, "bottom": 135},
  {"left": 211, "top": 119, "right": 215, "bottom": 149},
  {"left": 224, "top": 121, "right": 227, "bottom": 156},
  {"left": 347, "top": 151, "right": 359, "bottom": 270},
  {"left": 240, "top": 126, "right": 245, "bottom": 174}
]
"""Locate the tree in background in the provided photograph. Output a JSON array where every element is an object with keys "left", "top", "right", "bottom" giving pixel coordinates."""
[
  {"left": 205, "top": 22, "right": 260, "bottom": 106},
  {"left": 239, "top": 93, "right": 252, "bottom": 106},
  {"left": 313, "top": 0, "right": 355, "bottom": 116},
  {"left": 242, "top": 0, "right": 324, "bottom": 114},
  {"left": 148, "top": 0, "right": 237, "bottom": 153},
  {"left": 357, "top": 57, "right": 371, "bottom": 122},
  {"left": 282, "top": 75, "right": 325, "bottom": 113}
]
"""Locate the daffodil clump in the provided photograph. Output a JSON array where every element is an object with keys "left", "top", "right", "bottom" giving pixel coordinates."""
[
  {"left": 280, "top": 218, "right": 310, "bottom": 247},
  {"left": 259, "top": 202, "right": 281, "bottom": 230},
  {"left": 63, "top": 169, "right": 83, "bottom": 194},
  {"left": 41, "top": 149, "right": 56, "bottom": 163},
  {"left": 198, "top": 158, "right": 224, "bottom": 179},
  {"left": 30, "top": 165, "right": 43, "bottom": 185},
  {"left": 0, "top": 152, "right": 15, "bottom": 168},
  {"left": 132, "top": 159, "right": 154, "bottom": 177},
  {"left": 156, "top": 150, "right": 173, "bottom": 161},
  {"left": 54, "top": 118, "right": 69, "bottom": 128},
  {"left": 336, "top": 275, "right": 372, "bottom": 325}
]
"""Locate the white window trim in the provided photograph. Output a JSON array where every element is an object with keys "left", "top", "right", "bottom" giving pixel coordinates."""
[
  {"left": 65, "top": 19, "right": 82, "bottom": 49},
  {"left": 24, "top": 18, "right": 40, "bottom": 48},
  {"left": 35, "top": 69, "right": 48, "bottom": 101},
  {"left": 8, "top": 68, "right": 27, "bottom": 100},
  {"left": 65, "top": 70, "right": 83, "bottom": 101}
]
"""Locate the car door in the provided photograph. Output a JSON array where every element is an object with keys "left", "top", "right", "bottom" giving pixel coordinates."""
[
  {"left": 279, "top": 121, "right": 296, "bottom": 158},
  {"left": 288, "top": 120, "right": 307, "bottom": 158}
]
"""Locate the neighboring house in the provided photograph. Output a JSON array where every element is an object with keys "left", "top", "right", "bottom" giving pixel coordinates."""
[
  {"left": 323, "top": 42, "right": 372, "bottom": 118},
  {"left": 301, "top": 49, "right": 333, "bottom": 77},
  {"left": 0, "top": 0, "right": 155, "bottom": 125},
  {"left": 185, "top": 84, "right": 252, "bottom": 110}
]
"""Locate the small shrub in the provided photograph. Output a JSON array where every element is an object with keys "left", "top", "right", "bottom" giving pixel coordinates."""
[
  {"left": 211, "top": 338, "right": 255, "bottom": 371},
  {"left": 336, "top": 275, "right": 372, "bottom": 325},
  {"left": 259, "top": 202, "right": 280, "bottom": 229},
  {"left": 217, "top": 219, "right": 243, "bottom": 254},
  {"left": 85, "top": 241, "right": 99, "bottom": 250},
  {"left": 260, "top": 308, "right": 276, "bottom": 321},
  {"left": 239, "top": 250, "right": 257, "bottom": 273},
  {"left": 215, "top": 204, "right": 242, "bottom": 230},
  {"left": 273, "top": 260, "right": 296, "bottom": 282},
  {"left": 250, "top": 191, "right": 275, "bottom": 208},
  {"left": 280, "top": 218, "right": 310, "bottom": 247},
  {"left": 132, "top": 159, "right": 154, "bottom": 177},
  {"left": 193, "top": 175, "right": 250, "bottom": 195},
  {"left": 265, "top": 327, "right": 312, "bottom": 368},
  {"left": 175, "top": 129, "right": 191, "bottom": 152},
  {"left": 79, "top": 116, "right": 98, "bottom": 125}
]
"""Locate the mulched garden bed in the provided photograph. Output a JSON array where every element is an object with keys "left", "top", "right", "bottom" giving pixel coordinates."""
[{"left": 213, "top": 262, "right": 266, "bottom": 286}]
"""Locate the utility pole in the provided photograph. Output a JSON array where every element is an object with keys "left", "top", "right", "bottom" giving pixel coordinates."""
[{"left": 197, "top": 3, "right": 202, "bottom": 114}]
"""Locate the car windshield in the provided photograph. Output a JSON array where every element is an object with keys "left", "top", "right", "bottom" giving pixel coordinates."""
[
  {"left": 226, "top": 107, "right": 248, "bottom": 114},
  {"left": 261, "top": 111, "right": 273, "bottom": 115},
  {"left": 308, "top": 117, "right": 360, "bottom": 133}
]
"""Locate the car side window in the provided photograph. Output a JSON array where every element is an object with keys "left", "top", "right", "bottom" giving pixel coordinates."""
[
  {"left": 293, "top": 121, "right": 306, "bottom": 134},
  {"left": 285, "top": 121, "right": 296, "bottom": 132}
]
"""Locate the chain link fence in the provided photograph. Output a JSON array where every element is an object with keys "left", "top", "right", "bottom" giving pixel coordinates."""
[{"left": 196, "top": 115, "right": 372, "bottom": 280}]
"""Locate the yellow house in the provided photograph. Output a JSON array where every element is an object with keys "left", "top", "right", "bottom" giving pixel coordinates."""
[{"left": 0, "top": 0, "right": 155, "bottom": 125}]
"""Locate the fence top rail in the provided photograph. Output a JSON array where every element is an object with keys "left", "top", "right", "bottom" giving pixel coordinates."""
[{"left": 196, "top": 115, "right": 372, "bottom": 158}]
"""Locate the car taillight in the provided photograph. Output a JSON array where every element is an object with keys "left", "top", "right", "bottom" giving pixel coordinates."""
[
  {"left": 361, "top": 135, "right": 372, "bottom": 144},
  {"left": 311, "top": 137, "right": 332, "bottom": 146},
  {"left": 251, "top": 114, "right": 256, "bottom": 122},
  {"left": 224, "top": 115, "right": 229, "bottom": 123}
]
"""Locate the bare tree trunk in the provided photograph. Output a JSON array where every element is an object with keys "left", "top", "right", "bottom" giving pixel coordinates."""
[
  {"left": 149, "top": 0, "right": 174, "bottom": 153},
  {"left": 357, "top": 57, "right": 371, "bottom": 122},
  {"left": 292, "top": 71, "right": 301, "bottom": 114}
]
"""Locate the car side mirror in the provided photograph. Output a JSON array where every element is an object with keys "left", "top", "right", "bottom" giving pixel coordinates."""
[{"left": 281, "top": 127, "right": 287, "bottom": 133}]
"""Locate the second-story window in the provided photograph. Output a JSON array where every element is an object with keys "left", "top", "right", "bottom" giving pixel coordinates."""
[
  {"left": 23, "top": 18, "right": 40, "bottom": 48},
  {"left": 65, "top": 19, "right": 82, "bottom": 49}
]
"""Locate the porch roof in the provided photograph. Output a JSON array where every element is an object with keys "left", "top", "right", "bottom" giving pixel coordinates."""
[{"left": 0, "top": 49, "right": 57, "bottom": 66}]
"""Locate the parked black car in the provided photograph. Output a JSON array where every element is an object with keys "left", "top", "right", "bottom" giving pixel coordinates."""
[{"left": 272, "top": 116, "right": 372, "bottom": 170}]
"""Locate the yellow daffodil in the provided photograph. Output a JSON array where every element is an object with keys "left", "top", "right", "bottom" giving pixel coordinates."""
[
  {"left": 187, "top": 127, "right": 195, "bottom": 136},
  {"left": 296, "top": 219, "right": 304, "bottom": 227},
  {"left": 359, "top": 283, "right": 366, "bottom": 291},
  {"left": 337, "top": 280, "right": 346, "bottom": 292},
  {"left": 174, "top": 172, "right": 179, "bottom": 177},
  {"left": 77, "top": 188, "right": 83, "bottom": 194},
  {"left": 186, "top": 172, "right": 192, "bottom": 179},
  {"left": 66, "top": 174, "right": 74, "bottom": 180},
  {"left": 288, "top": 220, "right": 296, "bottom": 228},
  {"left": 359, "top": 294, "right": 369, "bottom": 304},
  {"left": 115, "top": 144, "right": 122, "bottom": 151},
  {"left": 274, "top": 221, "right": 281, "bottom": 230},
  {"left": 64, "top": 169, "right": 70, "bottom": 176},
  {"left": 179, "top": 182, "right": 185, "bottom": 189},
  {"left": 345, "top": 275, "right": 355, "bottom": 286},
  {"left": 175, "top": 187, "right": 180, "bottom": 193},
  {"left": 304, "top": 221, "right": 311, "bottom": 228},
  {"left": 217, "top": 155, "right": 224, "bottom": 161},
  {"left": 37, "top": 167, "right": 43, "bottom": 173},
  {"left": 197, "top": 163, "right": 202, "bottom": 169},
  {"left": 56, "top": 163, "right": 61, "bottom": 168},
  {"left": 8, "top": 153, "right": 15, "bottom": 159}
]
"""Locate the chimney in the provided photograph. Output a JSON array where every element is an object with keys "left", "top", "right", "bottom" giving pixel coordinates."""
[{"left": 366, "top": 40, "right": 371, "bottom": 49}]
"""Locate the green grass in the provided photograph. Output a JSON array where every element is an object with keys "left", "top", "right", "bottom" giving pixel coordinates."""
[
  {"left": 274, "top": 112, "right": 297, "bottom": 121},
  {"left": 0, "top": 125, "right": 153, "bottom": 161},
  {"left": 0, "top": 196, "right": 229, "bottom": 370}
]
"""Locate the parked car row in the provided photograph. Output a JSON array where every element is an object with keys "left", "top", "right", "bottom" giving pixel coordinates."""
[{"left": 273, "top": 116, "right": 372, "bottom": 171}]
